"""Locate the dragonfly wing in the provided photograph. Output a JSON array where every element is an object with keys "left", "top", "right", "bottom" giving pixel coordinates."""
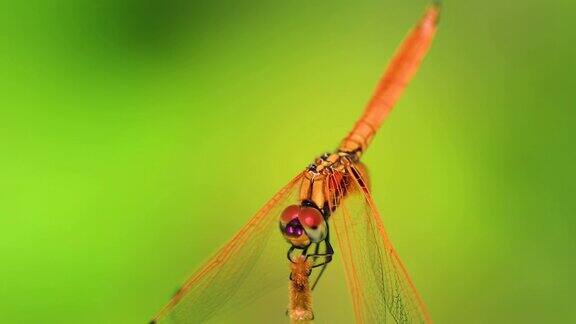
[
  {"left": 331, "top": 164, "right": 431, "bottom": 324},
  {"left": 151, "top": 173, "right": 304, "bottom": 323}
]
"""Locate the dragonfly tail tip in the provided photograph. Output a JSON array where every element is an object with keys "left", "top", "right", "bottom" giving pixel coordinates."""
[{"left": 428, "top": 0, "right": 442, "bottom": 26}]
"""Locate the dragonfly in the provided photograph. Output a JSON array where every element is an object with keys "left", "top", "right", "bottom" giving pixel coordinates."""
[{"left": 151, "top": 3, "right": 439, "bottom": 323}]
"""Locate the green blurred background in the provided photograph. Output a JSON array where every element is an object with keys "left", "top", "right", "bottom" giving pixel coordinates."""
[{"left": 1, "top": 0, "right": 575, "bottom": 323}]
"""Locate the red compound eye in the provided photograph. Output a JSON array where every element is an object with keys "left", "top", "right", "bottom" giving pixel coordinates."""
[
  {"left": 279, "top": 205, "right": 326, "bottom": 244},
  {"left": 298, "top": 207, "right": 324, "bottom": 229},
  {"left": 280, "top": 205, "right": 300, "bottom": 225},
  {"left": 298, "top": 207, "right": 327, "bottom": 242}
]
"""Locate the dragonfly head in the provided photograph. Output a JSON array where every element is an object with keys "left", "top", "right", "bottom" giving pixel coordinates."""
[{"left": 279, "top": 204, "right": 327, "bottom": 248}]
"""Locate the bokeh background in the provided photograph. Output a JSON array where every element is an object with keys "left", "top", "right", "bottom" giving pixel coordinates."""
[{"left": 2, "top": 0, "right": 575, "bottom": 323}]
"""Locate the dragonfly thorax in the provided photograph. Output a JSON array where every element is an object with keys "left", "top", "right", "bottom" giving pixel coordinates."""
[{"left": 300, "top": 152, "right": 355, "bottom": 214}]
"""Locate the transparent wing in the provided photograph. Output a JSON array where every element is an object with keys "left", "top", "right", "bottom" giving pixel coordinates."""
[
  {"left": 151, "top": 173, "right": 304, "bottom": 323},
  {"left": 331, "top": 164, "right": 431, "bottom": 324}
]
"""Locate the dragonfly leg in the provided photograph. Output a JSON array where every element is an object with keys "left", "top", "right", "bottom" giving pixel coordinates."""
[
  {"left": 308, "top": 239, "right": 334, "bottom": 290},
  {"left": 287, "top": 246, "right": 308, "bottom": 263},
  {"left": 307, "top": 240, "right": 334, "bottom": 268},
  {"left": 310, "top": 263, "right": 328, "bottom": 291},
  {"left": 311, "top": 242, "right": 321, "bottom": 263}
]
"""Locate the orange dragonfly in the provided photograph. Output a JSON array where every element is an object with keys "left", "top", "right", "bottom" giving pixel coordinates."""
[{"left": 151, "top": 4, "right": 439, "bottom": 323}]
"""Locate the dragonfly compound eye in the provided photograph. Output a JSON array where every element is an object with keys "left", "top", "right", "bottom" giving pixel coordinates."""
[
  {"left": 298, "top": 207, "right": 327, "bottom": 243},
  {"left": 279, "top": 205, "right": 311, "bottom": 248}
]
